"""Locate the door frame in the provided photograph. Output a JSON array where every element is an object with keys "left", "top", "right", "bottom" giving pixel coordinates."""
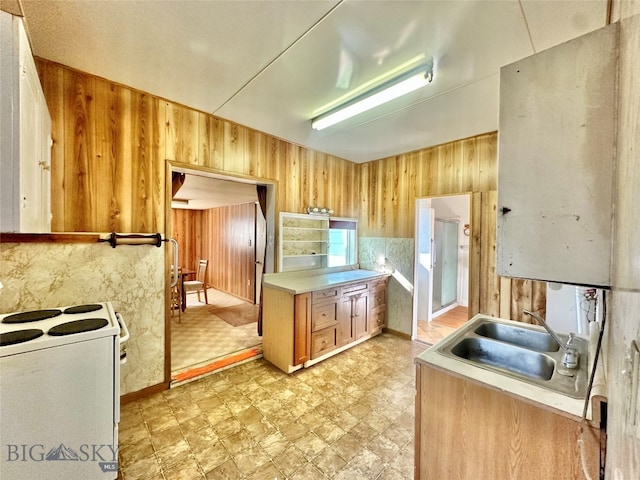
[
  {"left": 412, "top": 193, "right": 471, "bottom": 342},
  {"left": 164, "top": 161, "right": 276, "bottom": 383}
]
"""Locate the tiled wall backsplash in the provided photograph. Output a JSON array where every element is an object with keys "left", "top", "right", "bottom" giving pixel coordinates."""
[{"left": 0, "top": 242, "right": 165, "bottom": 395}]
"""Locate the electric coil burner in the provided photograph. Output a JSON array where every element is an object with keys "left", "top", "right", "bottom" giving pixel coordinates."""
[
  {"left": 0, "top": 302, "right": 128, "bottom": 480},
  {"left": 0, "top": 303, "right": 116, "bottom": 351}
]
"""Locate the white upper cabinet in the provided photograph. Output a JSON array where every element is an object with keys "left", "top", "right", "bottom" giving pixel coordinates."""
[
  {"left": 497, "top": 23, "right": 618, "bottom": 287},
  {"left": 1, "top": 11, "right": 52, "bottom": 233}
]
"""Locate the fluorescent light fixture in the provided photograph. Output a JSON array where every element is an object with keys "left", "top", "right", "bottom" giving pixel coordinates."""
[{"left": 311, "top": 58, "right": 434, "bottom": 131}]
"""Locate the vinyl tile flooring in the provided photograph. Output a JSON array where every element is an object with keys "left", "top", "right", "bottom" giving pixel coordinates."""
[
  {"left": 118, "top": 333, "right": 426, "bottom": 480},
  {"left": 171, "top": 288, "right": 261, "bottom": 373}
]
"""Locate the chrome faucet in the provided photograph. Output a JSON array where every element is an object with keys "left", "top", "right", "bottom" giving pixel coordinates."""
[{"left": 523, "top": 309, "right": 580, "bottom": 369}]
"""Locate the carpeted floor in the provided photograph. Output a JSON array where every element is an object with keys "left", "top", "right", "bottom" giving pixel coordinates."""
[
  {"left": 171, "top": 288, "right": 261, "bottom": 374},
  {"left": 210, "top": 303, "right": 259, "bottom": 327}
]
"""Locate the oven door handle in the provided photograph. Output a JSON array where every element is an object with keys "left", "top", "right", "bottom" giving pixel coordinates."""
[{"left": 116, "top": 312, "right": 130, "bottom": 344}]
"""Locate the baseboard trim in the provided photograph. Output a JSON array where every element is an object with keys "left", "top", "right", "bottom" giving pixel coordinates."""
[
  {"left": 120, "top": 382, "right": 169, "bottom": 405},
  {"left": 384, "top": 327, "right": 412, "bottom": 340}
]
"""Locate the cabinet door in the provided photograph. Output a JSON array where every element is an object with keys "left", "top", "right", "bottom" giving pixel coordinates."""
[
  {"left": 497, "top": 24, "right": 617, "bottom": 287},
  {"left": 353, "top": 293, "right": 368, "bottom": 340},
  {"left": 338, "top": 296, "right": 356, "bottom": 346},
  {"left": 18, "top": 32, "right": 43, "bottom": 233}
]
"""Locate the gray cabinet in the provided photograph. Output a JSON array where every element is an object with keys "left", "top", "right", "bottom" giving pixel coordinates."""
[{"left": 497, "top": 23, "right": 618, "bottom": 287}]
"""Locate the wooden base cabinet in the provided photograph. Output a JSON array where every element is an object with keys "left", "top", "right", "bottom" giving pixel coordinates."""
[
  {"left": 263, "top": 276, "right": 388, "bottom": 373},
  {"left": 415, "top": 363, "right": 600, "bottom": 480}
]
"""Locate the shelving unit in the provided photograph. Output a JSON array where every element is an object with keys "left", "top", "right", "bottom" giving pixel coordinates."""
[{"left": 279, "top": 212, "right": 329, "bottom": 272}]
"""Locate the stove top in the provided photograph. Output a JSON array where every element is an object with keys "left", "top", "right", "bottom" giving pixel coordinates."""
[{"left": 0, "top": 303, "right": 120, "bottom": 356}]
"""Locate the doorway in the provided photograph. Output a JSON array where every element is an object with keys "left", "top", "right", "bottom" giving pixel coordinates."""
[
  {"left": 167, "top": 165, "right": 275, "bottom": 385},
  {"left": 413, "top": 194, "right": 470, "bottom": 345}
]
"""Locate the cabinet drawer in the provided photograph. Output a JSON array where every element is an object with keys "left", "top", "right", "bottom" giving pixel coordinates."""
[
  {"left": 369, "top": 277, "right": 388, "bottom": 289},
  {"left": 311, "top": 326, "right": 338, "bottom": 359},
  {"left": 312, "top": 287, "right": 340, "bottom": 304},
  {"left": 369, "top": 306, "right": 387, "bottom": 332},
  {"left": 342, "top": 282, "right": 368, "bottom": 296},
  {"left": 312, "top": 302, "right": 339, "bottom": 331},
  {"left": 369, "top": 287, "right": 386, "bottom": 308}
]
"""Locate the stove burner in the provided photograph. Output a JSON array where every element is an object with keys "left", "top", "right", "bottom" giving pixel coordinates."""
[
  {"left": 63, "top": 304, "right": 103, "bottom": 314},
  {"left": 0, "top": 329, "right": 44, "bottom": 346},
  {"left": 2, "top": 309, "right": 62, "bottom": 324},
  {"left": 48, "top": 318, "right": 109, "bottom": 336}
]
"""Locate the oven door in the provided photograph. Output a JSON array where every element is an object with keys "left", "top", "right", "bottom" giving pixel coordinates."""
[{"left": 0, "top": 336, "right": 118, "bottom": 479}]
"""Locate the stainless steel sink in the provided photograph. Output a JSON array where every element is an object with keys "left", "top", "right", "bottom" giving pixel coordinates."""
[
  {"left": 474, "top": 321, "right": 560, "bottom": 352},
  {"left": 436, "top": 315, "right": 589, "bottom": 398},
  {"left": 450, "top": 337, "right": 555, "bottom": 381}
]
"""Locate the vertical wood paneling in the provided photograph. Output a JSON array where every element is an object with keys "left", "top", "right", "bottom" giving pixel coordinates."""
[
  {"left": 37, "top": 59, "right": 538, "bottom": 322},
  {"left": 469, "top": 192, "right": 482, "bottom": 316},
  {"left": 165, "top": 102, "right": 199, "bottom": 164},
  {"left": 172, "top": 203, "right": 256, "bottom": 302},
  {"left": 63, "top": 68, "right": 97, "bottom": 231},
  {"left": 363, "top": 134, "right": 542, "bottom": 320},
  {"left": 209, "top": 116, "right": 225, "bottom": 170},
  {"left": 38, "top": 60, "right": 363, "bottom": 234},
  {"left": 223, "top": 122, "right": 245, "bottom": 173},
  {"left": 93, "top": 79, "right": 119, "bottom": 232},
  {"left": 479, "top": 191, "right": 500, "bottom": 317}
]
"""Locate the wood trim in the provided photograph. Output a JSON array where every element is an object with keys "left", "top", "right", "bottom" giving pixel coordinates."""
[
  {"left": 383, "top": 327, "right": 411, "bottom": 340},
  {"left": 0, "top": 232, "right": 101, "bottom": 243},
  {"left": 120, "top": 382, "right": 169, "bottom": 405}
]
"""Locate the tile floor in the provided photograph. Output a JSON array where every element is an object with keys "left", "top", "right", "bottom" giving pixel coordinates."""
[
  {"left": 171, "top": 289, "right": 261, "bottom": 373},
  {"left": 118, "top": 333, "right": 426, "bottom": 480}
]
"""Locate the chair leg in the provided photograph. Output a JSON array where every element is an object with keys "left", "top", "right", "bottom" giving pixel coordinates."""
[{"left": 203, "top": 286, "right": 208, "bottom": 304}]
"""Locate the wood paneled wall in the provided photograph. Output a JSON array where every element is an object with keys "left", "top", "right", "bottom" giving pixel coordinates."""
[
  {"left": 171, "top": 208, "right": 204, "bottom": 272},
  {"left": 37, "top": 58, "right": 542, "bottom": 321},
  {"left": 201, "top": 203, "right": 256, "bottom": 302},
  {"left": 171, "top": 203, "right": 256, "bottom": 302},
  {"left": 36, "top": 58, "right": 360, "bottom": 234},
  {"left": 361, "top": 134, "right": 545, "bottom": 319},
  {"left": 359, "top": 133, "right": 496, "bottom": 238}
]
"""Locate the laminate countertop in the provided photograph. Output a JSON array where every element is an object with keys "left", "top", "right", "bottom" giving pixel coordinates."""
[
  {"left": 262, "top": 267, "right": 389, "bottom": 295},
  {"left": 415, "top": 314, "right": 604, "bottom": 421}
]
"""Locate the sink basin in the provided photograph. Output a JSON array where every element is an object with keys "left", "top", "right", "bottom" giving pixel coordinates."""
[
  {"left": 436, "top": 315, "right": 589, "bottom": 398},
  {"left": 451, "top": 337, "right": 555, "bottom": 381},
  {"left": 474, "top": 321, "right": 560, "bottom": 352}
]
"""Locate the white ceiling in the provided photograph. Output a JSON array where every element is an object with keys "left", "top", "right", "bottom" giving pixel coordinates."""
[
  {"left": 171, "top": 173, "right": 258, "bottom": 210},
  {"left": 17, "top": 0, "right": 608, "bottom": 165}
]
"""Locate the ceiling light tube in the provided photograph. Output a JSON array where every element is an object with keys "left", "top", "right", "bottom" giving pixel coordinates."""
[{"left": 311, "top": 59, "right": 433, "bottom": 131}]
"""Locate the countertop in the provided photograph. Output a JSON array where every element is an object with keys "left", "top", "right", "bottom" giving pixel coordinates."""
[
  {"left": 262, "top": 266, "right": 389, "bottom": 294},
  {"left": 415, "top": 315, "right": 597, "bottom": 420}
]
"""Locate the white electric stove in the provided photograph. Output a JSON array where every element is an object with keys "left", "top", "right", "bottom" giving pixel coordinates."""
[{"left": 0, "top": 302, "right": 128, "bottom": 480}]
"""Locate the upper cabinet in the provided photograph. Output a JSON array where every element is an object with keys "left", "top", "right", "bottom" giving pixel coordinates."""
[
  {"left": 497, "top": 23, "right": 618, "bottom": 288},
  {"left": 1, "top": 11, "right": 52, "bottom": 233}
]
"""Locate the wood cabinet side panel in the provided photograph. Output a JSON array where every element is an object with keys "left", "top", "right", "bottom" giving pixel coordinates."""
[
  {"left": 417, "top": 365, "right": 599, "bottom": 480},
  {"left": 293, "top": 292, "right": 311, "bottom": 365},
  {"left": 262, "top": 287, "right": 295, "bottom": 372}
]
